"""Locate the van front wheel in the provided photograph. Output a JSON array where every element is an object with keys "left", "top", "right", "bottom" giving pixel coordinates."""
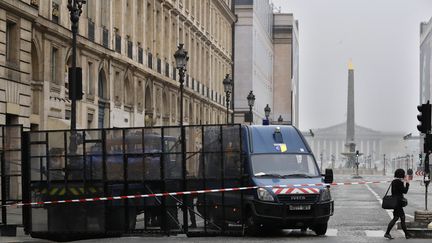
[
  {"left": 313, "top": 223, "right": 327, "bottom": 236},
  {"left": 245, "top": 215, "right": 260, "bottom": 236}
]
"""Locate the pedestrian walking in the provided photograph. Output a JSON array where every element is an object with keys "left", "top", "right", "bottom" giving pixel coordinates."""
[{"left": 384, "top": 168, "right": 412, "bottom": 239}]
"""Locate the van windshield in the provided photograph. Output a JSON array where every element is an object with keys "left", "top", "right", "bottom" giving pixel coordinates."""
[{"left": 251, "top": 154, "right": 320, "bottom": 178}]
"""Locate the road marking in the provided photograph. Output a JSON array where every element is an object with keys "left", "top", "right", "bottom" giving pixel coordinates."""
[
  {"left": 365, "top": 184, "right": 393, "bottom": 218},
  {"left": 326, "top": 228, "right": 338, "bottom": 236},
  {"left": 365, "top": 184, "right": 404, "bottom": 235},
  {"left": 365, "top": 230, "right": 386, "bottom": 237}
]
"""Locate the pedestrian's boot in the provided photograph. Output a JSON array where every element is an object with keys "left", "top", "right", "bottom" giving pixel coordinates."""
[
  {"left": 384, "top": 233, "right": 393, "bottom": 239},
  {"left": 405, "top": 232, "right": 413, "bottom": 239}
]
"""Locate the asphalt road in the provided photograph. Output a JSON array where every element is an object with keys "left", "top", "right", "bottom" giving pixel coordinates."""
[{"left": 3, "top": 174, "right": 432, "bottom": 243}]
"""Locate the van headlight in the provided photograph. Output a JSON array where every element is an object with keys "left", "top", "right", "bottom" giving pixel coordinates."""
[
  {"left": 320, "top": 188, "right": 331, "bottom": 201},
  {"left": 257, "top": 188, "right": 274, "bottom": 202}
]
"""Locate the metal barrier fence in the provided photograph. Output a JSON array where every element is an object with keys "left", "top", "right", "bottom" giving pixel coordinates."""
[
  {"left": 22, "top": 124, "right": 243, "bottom": 241},
  {"left": 0, "top": 125, "right": 23, "bottom": 234}
]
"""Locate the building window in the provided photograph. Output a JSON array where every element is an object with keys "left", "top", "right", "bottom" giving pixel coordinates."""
[
  {"left": 6, "top": 21, "right": 18, "bottom": 65},
  {"left": 51, "top": 47, "right": 59, "bottom": 84},
  {"left": 65, "top": 110, "right": 71, "bottom": 120},
  {"left": 115, "top": 31, "right": 121, "bottom": 53},
  {"left": 87, "top": 113, "right": 94, "bottom": 128},
  {"left": 148, "top": 52, "right": 153, "bottom": 68},
  {"left": 88, "top": 18, "right": 95, "bottom": 42},
  {"left": 157, "top": 58, "right": 161, "bottom": 73},
  {"left": 165, "top": 62, "right": 169, "bottom": 77},
  {"left": 52, "top": 2, "right": 60, "bottom": 23},
  {"left": 88, "top": 62, "right": 94, "bottom": 95},
  {"left": 102, "top": 27, "right": 109, "bottom": 48},
  {"left": 127, "top": 39, "right": 133, "bottom": 59},
  {"left": 138, "top": 46, "right": 143, "bottom": 64}
]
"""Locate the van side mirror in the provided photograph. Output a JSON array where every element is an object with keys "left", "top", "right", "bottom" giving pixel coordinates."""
[{"left": 323, "top": 169, "right": 333, "bottom": 183}]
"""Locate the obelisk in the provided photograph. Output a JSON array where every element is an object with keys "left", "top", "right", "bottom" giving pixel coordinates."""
[{"left": 343, "top": 60, "right": 357, "bottom": 168}]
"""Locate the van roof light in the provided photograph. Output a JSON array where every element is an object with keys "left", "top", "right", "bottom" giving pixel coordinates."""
[{"left": 273, "top": 127, "right": 283, "bottom": 143}]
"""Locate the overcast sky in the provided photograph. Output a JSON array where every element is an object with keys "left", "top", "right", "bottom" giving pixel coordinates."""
[{"left": 271, "top": 0, "right": 432, "bottom": 133}]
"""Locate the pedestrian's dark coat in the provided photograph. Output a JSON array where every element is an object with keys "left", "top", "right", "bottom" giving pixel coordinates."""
[{"left": 391, "top": 179, "right": 409, "bottom": 208}]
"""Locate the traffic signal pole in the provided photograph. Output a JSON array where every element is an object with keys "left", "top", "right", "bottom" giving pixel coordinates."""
[{"left": 417, "top": 100, "right": 431, "bottom": 211}]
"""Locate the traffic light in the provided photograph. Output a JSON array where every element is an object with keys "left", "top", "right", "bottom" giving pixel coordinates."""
[
  {"left": 417, "top": 101, "right": 431, "bottom": 134},
  {"left": 68, "top": 67, "right": 83, "bottom": 101}
]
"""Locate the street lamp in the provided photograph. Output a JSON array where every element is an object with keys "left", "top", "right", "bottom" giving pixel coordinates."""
[
  {"left": 264, "top": 104, "right": 271, "bottom": 120},
  {"left": 223, "top": 74, "right": 232, "bottom": 124},
  {"left": 174, "top": 44, "right": 189, "bottom": 126},
  {"left": 67, "top": 0, "right": 85, "bottom": 153},
  {"left": 174, "top": 43, "right": 189, "bottom": 232},
  {"left": 278, "top": 115, "right": 283, "bottom": 123},
  {"left": 247, "top": 91, "right": 255, "bottom": 125}
]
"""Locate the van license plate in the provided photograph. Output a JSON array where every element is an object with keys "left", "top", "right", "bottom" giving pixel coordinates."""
[{"left": 289, "top": 205, "right": 311, "bottom": 210}]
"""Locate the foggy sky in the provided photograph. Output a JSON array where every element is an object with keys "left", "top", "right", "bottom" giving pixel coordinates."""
[{"left": 271, "top": 0, "right": 432, "bottom": 133}]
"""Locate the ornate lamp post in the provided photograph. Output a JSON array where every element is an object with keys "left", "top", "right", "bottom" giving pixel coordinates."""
[
  {"left": 247, "top": 91, "right": 255, "bottom": 125},
  {"left": 264, "top": 104, "right": 271, "bottom": 120},
  {"left": 174, "top": 43, "right": 188, "bottom": 232},
  {"left": 67, "top": 0, "right": 85, "bottom": 153},
  {"left": 278, "top": 115, "right": 283, "bottom": 123},
  {"left": 223, "top": 74, "right": 233, "bottom": 124},
  {"left": 174, "top": 44, "right": 189, "bottom": 127}
]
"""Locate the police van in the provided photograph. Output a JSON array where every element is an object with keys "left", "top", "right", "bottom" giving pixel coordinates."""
[{"left": 198, "top": 125, "right": 334, "bottom": 235}]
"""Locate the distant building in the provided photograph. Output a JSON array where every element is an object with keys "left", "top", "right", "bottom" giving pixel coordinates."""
[
  {"left": 303, "top": 123, "right": 418, "bottom": 170},
  {"left": 420, "top": 16, "right": 432, "bottom": 105},
  {"left": 233, "top": 0, "right": 299, "bottom": 126}
]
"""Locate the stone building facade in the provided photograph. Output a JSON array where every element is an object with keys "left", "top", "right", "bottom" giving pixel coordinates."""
[
  {"left": 420, "top": 16, "right": 432, "bottom": 106},
  {"left": 0, "top": 0, "right": 235, "bottom": 130},
  {"left": 233, "top": 0, "right": 299, "bottom": 126}
]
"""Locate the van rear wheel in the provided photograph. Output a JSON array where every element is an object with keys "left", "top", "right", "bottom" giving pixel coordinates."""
[{"left": 313, "top": 223, "right": 327, "bottom": 236}]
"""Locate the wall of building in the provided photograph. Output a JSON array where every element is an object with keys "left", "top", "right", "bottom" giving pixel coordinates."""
[
  {"left": 272, "top": 13, "right": 293, "bottom": 124},
  {"left": 0, "top": 0, "right": 235, "bottom": 130},
  {"left": 234, "top": 0, "right": 298, "bottom": 125},
  {"left": 0, "top": 0, "right": 37, "bottom": 127},
  {"left": 420, "top": 17, "right": 432, "bottom": 105}
]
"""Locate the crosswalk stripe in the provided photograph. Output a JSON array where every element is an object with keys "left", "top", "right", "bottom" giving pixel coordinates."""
[
  {"left": 365, "top": 230, "right": 386, "bottom": 237},
  {"left": 326, "top": 228, "right": 338, "bottom": 236}
]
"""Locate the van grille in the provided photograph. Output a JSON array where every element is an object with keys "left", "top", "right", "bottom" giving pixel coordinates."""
[{"left": 277, "top": 194, "right": 319, "bottom": 203}]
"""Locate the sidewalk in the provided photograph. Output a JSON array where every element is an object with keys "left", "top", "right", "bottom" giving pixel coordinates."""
[{"left": 1, "top": 227, "right": 51, "bottom": 243}]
